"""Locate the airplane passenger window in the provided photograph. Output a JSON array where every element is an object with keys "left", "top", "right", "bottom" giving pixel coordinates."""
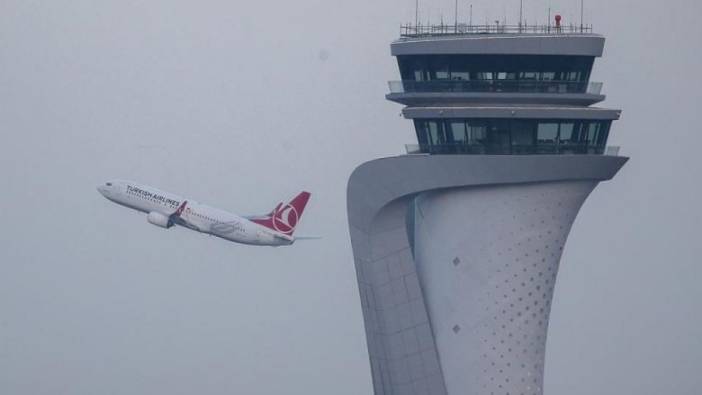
[{"left": 106, "top": 183, "right": 112, "bottom": 186}]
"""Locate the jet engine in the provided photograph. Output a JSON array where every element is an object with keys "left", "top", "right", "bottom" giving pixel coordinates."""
[{"left": 147, "top": 211, "right": 173, "bottom": 229}]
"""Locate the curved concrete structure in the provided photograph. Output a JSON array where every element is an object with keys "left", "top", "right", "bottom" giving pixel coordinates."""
[
  {"left": 347, "top": 155, "right": 627, "bottom": 395},
  {"left": 414, "top": 182, "right": 596, "bottom": 395}
]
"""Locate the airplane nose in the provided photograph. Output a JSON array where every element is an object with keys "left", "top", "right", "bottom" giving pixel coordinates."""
[{"left": 97, "top": 185, "right": 107, "bottom": 195}]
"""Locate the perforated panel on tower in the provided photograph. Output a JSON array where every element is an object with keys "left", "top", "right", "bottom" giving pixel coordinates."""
[{"left": 413, "top": 181, "right": 597, "bottom": 395}]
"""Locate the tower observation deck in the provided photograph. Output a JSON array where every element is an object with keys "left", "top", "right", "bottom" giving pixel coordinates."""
[{"left": 347, "top": 24, "right": 627, "bottom": 395}]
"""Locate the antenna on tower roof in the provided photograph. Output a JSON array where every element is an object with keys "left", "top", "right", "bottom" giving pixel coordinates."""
[
  {"left": 469, "top": 4, "right": 473, "bottom": 27},
  {"left": 519, "top": 0, "right": 523, "bottom": 32},
  {"left": 415, "top": 0, "right": 419, "bottom": 28},
  {"left": 454, "top": 0, "right": 458, "bottom": 33},
  {"left": 580, "top": 0, "right": 584, "bottom": 32}
]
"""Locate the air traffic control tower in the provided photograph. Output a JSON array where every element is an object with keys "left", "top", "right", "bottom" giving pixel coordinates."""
[{"left": 347, "top": 23, "right": 627, "bottom": 395}]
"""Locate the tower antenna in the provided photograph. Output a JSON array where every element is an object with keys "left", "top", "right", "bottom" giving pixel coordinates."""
[
  {"left": 415, "top": 0, "right": 419, "bottom": 28},
  {"left": 469, "top": 4, "right": 473, "bottom": 27},
  {"left": 519, "top": 0, "right": 523, "bottom": 32},
  {"left": 455, "top": 0, "right": 459, "bottom": 33},
  {"left": 580, "top": 0, "right": 584, "bottom": 32}
]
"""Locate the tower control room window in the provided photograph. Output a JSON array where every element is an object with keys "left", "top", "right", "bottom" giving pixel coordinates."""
[
  {"left": 487, "top": 120, "right": 511, "bottom": 154},
  {"left": 397, "top": 55, "right": 595, "bottom": 92},
  {"left": 430, "top": 56, "right": 450, "bottom": 80},
  {"left": 511, "top": 120, "right": 536, "bottom": 154},
  {"left": 414, "top": 119, "right": 611, "bottom": 155},
  {"left": 471, "top": 122, "right": 487, "bottom": 139},
  {"left": 537, "top": 122, "right": 560, "bottom": 153},
  {"left": 449, "top": 121, "right": 468, "bottom": 143}
]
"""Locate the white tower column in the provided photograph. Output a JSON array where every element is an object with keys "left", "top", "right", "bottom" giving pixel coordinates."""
[{"left": 413, "top": 181, "right": 597, "bottom": 395}]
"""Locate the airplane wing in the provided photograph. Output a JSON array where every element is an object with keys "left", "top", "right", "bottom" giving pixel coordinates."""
[
  {"left": 171, "top": 200, "right": 188, "bottom": 219},
  {"left": 169, "top": 201, "right": 199, "bottom": 230}
]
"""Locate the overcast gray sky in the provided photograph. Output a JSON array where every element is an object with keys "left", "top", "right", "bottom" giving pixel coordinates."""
[{"left": 1, "top": 0, "right": 700, "bottom": 394}]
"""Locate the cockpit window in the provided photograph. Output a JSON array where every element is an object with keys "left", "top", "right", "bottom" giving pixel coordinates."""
[{"left": 106, "top": 182, "right": 112, "bottom": 186}]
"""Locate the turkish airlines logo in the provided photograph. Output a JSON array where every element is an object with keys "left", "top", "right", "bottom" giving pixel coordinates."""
[{"left": 272, "top": 204, "right": 299, "bottom": 234}]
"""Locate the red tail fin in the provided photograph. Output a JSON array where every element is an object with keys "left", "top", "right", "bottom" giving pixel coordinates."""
[
  {"left": 252, "top": 192, "right": 311, "bottom": 236},
  {"left": 270, "top": 202, "right": 283, "bottom": 216}
]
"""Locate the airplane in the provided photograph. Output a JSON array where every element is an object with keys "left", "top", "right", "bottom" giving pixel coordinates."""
[{"left": 97, "top": 180, "right": 312, "bottom": 246}]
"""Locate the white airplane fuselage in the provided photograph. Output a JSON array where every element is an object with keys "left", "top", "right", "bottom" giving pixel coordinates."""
[{"left": 97, "top": 180, "right": 301, "bottom": 246}]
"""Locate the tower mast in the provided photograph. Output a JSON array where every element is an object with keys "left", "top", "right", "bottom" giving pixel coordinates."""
[
  {"left": 455, "top": 0, "right": 459, "bottom": 33},
  {"left": 519, "top": 0, "right": 523, "bottom": 31}
]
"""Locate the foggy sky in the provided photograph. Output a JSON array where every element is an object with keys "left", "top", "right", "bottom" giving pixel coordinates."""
[{"left": 1, "top": 0, "right": 700, "bottom": 394}]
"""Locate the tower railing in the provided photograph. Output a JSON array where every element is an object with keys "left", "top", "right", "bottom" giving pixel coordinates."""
[
  {"left": 400, "top": 23, "right": 594, "bottom": 38},
  {"left": 388, "top": 80, "right": 603, "bottom": 95}
]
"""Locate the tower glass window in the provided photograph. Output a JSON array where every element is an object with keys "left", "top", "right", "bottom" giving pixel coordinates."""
[
  {"left": 397, "top": 55, "right": 595, "bottom": 93},
  {"left": 414, "top": 119, "right": 611, "bottom": 155}
]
